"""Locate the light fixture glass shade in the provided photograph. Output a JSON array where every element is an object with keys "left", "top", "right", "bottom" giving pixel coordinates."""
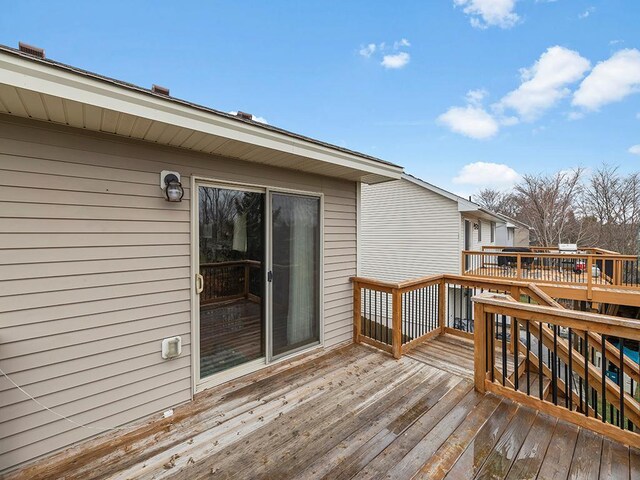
[{"left": 166, "top": 181, "right": 184, "bottom": 202}]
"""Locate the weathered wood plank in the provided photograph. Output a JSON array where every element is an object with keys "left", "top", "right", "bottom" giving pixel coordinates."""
[
  {"left": 598, "top": 438, "right": 629, "bottom": 480},
  {"left": 535, "top": 419, "right": 580, "bottom": 480},
  {"left": 504, "top": 412, "right": 557, "bottom": 480},
  {"left": 353, "top": 382, "right": 479, "bottom": 479},
  {"left": 567, "top": 428, "right": 603, "bottom": 480},
  {"left": 472, "top": 405, "right": 537, "bottom": 479},
  {"left": 385, "top": 390, "right": 489, "bottom": 479},
  {"left": 443, "top": 400, "right": 520, "bottom": 479},
  {"left": 409, "top": 395, "right": 503, "bottom": 480},
  {"left": 322, "top": 376, "right": 468, "bottom": 480},
  {"left": 631, "top": 448, "right": 640, "bottom": 480}
]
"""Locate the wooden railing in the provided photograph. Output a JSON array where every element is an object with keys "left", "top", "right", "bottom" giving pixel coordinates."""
[
  {"left": 462, "top": 250, "right": 640, "bottom": 296},
  {"left": 481, "top": 245, "right": 621, "bottom": 255},
  {"left": 473, "top": 292, "right": 640, "bottom": 446},
  {"left": 352, "top": 273, "right": 640, "bottom": 445},
  {"left": 200, "top": 260, "right": 262, "bottom": 305},
  {"left": 352, "top": 274, "right": 540, "bottom": 359}
]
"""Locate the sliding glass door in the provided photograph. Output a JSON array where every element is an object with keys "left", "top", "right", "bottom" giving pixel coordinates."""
[
  {"left": 270, "top": 193, "right": 321, "bottom": 357},
  {"left": 196, "top": 184, "right": 321, "bottom": 384},
  {"left": 198, "top": 186, "right": 265, "bottom": 379}
]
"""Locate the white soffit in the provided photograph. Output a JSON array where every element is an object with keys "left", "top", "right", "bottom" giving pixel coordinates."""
[{"left": 0, "top": 48, "right": 402, "bottom": 184}]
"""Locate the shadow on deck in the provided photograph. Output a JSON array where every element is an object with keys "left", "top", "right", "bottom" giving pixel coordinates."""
[{"left": 9, "top": 336, "right": 640, "bottom": 480}]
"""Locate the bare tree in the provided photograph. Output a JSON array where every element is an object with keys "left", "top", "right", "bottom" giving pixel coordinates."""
[
  {"left": 513, "top": 169, "right": 584, "bottom": 247},
  {"left": 581, "top": 165, "right": 640, "bottom": 254},
  {"left": 473, "top": 188, "right": 519, "bottom": 218}
]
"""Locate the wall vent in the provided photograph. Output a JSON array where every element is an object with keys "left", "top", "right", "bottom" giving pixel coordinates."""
[
  {"left": 152, "top": 84, "right": 170, "bottom": 96},
  {"left": 18, "top": 42, "right": 45, "bottom": 58}
]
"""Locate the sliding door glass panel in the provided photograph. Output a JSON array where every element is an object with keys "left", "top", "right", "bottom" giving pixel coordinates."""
[
  {"left": 198, "top": 186, "right": 265, "bottom": 379},
  {"left": 271, "top": 193, "right": 321, "bottom": 357}
]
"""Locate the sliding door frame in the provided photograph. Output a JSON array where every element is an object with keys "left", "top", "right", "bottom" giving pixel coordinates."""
[
  {"left": 267, "top": 189, "right": 324, "bottom": 363},
  {"left": 190, "top": 176, "right": 324, "bottom": 394}
]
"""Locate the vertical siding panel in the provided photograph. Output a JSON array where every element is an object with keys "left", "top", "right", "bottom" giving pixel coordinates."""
[{"left": 360, "top": 179, "right": 461, "bottom": 281}]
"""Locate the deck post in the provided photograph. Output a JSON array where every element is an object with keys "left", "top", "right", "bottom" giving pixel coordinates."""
[
  {"left": 353, "top": 281, "right": 361, "bottom": 344},
  {"left": 516, "top": 254, "right": 522, "bottom": 280},
  {"left": 586, "top": 255, "right": 593, "bottom": 301},
  {"left": 439, "top": 279, "right": 446, "bottom": 334},
  {"left": 392, "top": 288, "right": 403, "bottom": 359},
  {"left": 473, "top": 300, "right": 487, "bottom": 393}
]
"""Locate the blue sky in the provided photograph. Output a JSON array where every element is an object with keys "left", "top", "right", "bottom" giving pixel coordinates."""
[{"left": 2, "top": 0, "right": 639, "bottom": 196}]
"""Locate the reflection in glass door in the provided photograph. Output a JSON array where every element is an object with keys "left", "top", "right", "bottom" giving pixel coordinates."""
[
  {"left": 198, "top": 186, "right": 265, "bottom": 379},
  {"left": 271, "top": 193, "right": 321, "bottom": 357}
]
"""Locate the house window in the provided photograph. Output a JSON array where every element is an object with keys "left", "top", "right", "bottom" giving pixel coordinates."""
[
  {"left": 490, "top": 222, "right": 496, "bottom": 243},
  {"left": 478, "top": 220, "right": 482, "bottom": 242}
]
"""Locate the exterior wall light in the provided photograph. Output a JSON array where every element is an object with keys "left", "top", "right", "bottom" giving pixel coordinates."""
[{"left": 160, "top": 170, "right": 184, "bottom": 202}]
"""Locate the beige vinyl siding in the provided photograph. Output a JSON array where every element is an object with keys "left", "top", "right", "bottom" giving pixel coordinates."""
[
  {"left": 461, "top": 214, "right": 498, "bottom": 252},
  {"left": 360, "top": 179, "right": 461, "bottom": 282},
  {"left": 0, "top": 115, "right": 356, "bottom": 472}
]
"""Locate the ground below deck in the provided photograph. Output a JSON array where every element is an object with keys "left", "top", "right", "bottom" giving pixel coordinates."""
[{"left": 8, "top": 336, "right": 640, "bottom": 480}]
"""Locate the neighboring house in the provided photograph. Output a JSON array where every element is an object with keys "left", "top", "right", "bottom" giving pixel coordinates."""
[
  {"left": 493, "top": 213, "right": 531, "bottom": 247},
  {"left": 0, "top": 44, "right": 403, "bottom": 474},
  {"left": 360, "top": 174, "right": 514, "bottom": 282}
]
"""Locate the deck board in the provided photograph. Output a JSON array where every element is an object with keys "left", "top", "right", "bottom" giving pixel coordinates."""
[{"left": 6, "top": 335, "right": 639, "bottom": 480}]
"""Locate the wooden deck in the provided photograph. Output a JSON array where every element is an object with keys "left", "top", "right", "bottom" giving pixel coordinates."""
[{"left": 9, "top": 336, "right": 640, "bottom": 480}]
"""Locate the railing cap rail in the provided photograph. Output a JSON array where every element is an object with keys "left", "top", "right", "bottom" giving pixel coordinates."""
[
  {"left": 351, "top": 273, "right": 552, "bottom": 291},
  {"left": 472, "top": 292, "right": 640, "bottom": 340},
  {"left": 463, "top": 250, "right": 635, "bottom": 260},
  {"left": 480, "top": 245, "right": 622, "bottom": 255}
]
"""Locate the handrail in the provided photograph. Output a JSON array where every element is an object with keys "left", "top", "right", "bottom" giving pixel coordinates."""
[
  {"left": 465, "top": 250, "right": 637, "bottom": 260},
  {"left": 480, "top": 245, "right": 622, "bottom": 255},
  {"left": 473, "top": 292, "right": 640, "bottom": 446},
  {"left": 474, "top": 294, "right": 640, "bottom": 340}
]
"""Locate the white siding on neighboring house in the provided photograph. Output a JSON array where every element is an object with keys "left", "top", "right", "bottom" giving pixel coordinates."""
[
  {"left": 0, "top": 115, "right": 357, "bottom": 472},
  {"left": 360, "top": 179, "right": 460, "bottom": 282}
]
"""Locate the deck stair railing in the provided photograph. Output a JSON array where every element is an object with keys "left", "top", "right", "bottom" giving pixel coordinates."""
[{"left": 473, "top": 291, "right": 640, "bottom": 446}]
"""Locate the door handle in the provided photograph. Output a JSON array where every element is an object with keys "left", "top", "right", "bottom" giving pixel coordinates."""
[
  {"left": 267, "top": 270, "right": 273, "bottom": 282},
  {"left": 195, "top": 273, "right": 204, "bottom": 294}
]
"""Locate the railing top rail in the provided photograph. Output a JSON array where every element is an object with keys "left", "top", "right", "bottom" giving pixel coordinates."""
[
  {"left": 351, "top": 273, "right": 547, "bottom": 292},
  {"left": 463, "top": 250, "right": 636, "bottom": 260},
  {"left": 472, "top": 292, "right": 640, "bottom": 341},
  {"left": 480, "top": 245, "right": 622, "bottom": 255}
]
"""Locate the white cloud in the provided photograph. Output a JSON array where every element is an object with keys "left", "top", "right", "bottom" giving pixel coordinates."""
[
  {"left": 453, "top": 161, "right": 521, "bottom": 188},
  {"left": 228, "top": 111, "right": 268, "bottom": 124},
  {"left": 466, "top": 89, "right": 488, "bottom": 106},
  {"left": 497, "top": 46, "right": 590, "bottom": 121},
  {"left": 572, "top": 49, "right": 640, "bottom": 110},
  {"left": 578, "top": 7, "right": 595, "bottom": 19},
  {"left": 453, "top": 0, "right": 519, "bottom": 29},
  {"left": 438, "top": 106, "right": 499, "bottom": 139},
  {"left": 393, "top": 38, "right": 411, "bottom": 49},
  {"left": 629, "top": 145, "right": 640, "bottom": 155},
  {"left": 359, "top": 43, "right": 376, "bottom": 58},
  {"left": 359, "top": 39, "right": 411, "bottom": 69},
  {"left": 567, "top": 111, "right": 585, "bottom": 121},
  {"left": 381, "top": 52, "right": 410, "bottom": 69}
]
